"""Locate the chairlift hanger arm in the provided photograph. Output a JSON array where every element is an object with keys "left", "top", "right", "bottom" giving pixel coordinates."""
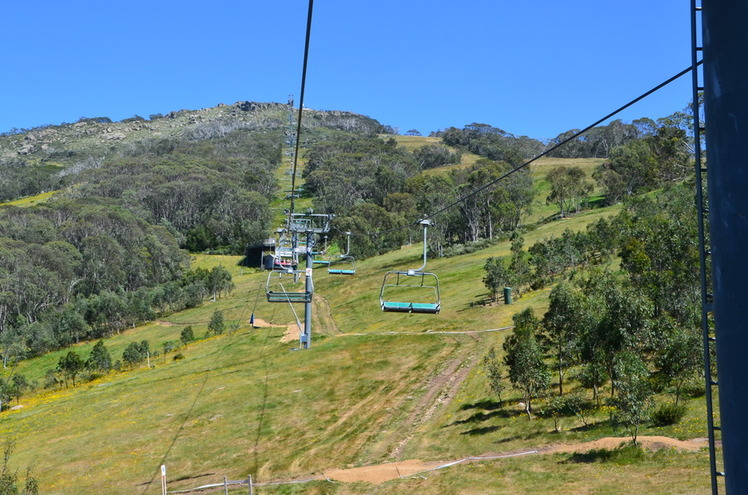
[{"left": 411, "top": 219, "right": 431, "bottom": 274}]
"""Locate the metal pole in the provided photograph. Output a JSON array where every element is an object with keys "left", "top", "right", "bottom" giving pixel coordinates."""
[
  {"left": 248, "top": 475, "right": 253, "bottom": 495},
  {"left": 223, "top": 476, "right": 228, "bottom": 495},
  {"left": 703, "top": 1, "right": 748, "bottom": 492},
  {"left": 690, "top": 1, "right": 720, "bottom": 492},
  {"left": 303, "top": 231, "right": 313, "bottom": 349}
]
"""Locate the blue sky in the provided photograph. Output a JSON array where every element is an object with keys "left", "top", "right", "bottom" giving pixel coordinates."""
[{"left": 2, "top": 1, "right": 692, "bottom": 140}]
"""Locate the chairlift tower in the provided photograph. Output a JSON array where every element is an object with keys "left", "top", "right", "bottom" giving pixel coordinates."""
[
  {"left": 700, "top": 2, "right": 748, "bottom": 492},
  {"left": 287, "top": 213, "right": 331, "bottom": 349}
]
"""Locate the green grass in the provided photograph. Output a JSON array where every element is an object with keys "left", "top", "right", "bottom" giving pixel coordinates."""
[
  {"left": 527, "top": 157, "right": 606, "bottom": 223},
  {"left": 384, "top": 135, "right": 441, "bottom": 151},
  {"left": 0, "top": 157, "right": 712, "bottom": 494},
  {"left": 384, "top": 134, "right": 483, "bottom": 175}
]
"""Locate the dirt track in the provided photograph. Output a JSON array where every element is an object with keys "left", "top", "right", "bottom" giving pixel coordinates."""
[{"left": 312, "top": 436, "right": 708, "bottom": 484}]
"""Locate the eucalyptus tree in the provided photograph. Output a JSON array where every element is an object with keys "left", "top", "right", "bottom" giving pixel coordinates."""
[
  {"left": 57, "top": 350, "right": 84, "bottom": 387},
  {"left": 86, "top": 340, "right": 112, "bottom": 373},
  {"left": 546, "top": 166, "right": 593, "bottom": 217},
  {"left": 581, "top": 275, "right": 654, "bottom": 396},
  {"left": 656, "top": 328, "right": 703, "bottom": 405},
  {"left": 541, "top": 282, "right": 588, "bottom": 395},
  {"left": 508, "top": 235, "right": 531, "bottom": 295},
  {"left": 483, "top": 257, "right": 510, "bottom": 303},
  {"left": 503, "top": 308, "right": 550, "bottom": 419},
  {"left": 482, "top": 347, "right": 504, "bottom": 406},
  {"left": 610, "top": 351, "right": 653, "bottom": 446}
]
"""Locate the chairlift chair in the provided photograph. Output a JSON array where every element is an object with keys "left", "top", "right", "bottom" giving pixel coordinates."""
[
  {"left": 312, "top": 235, "right": 332, "bottom": 266},
  {"left": 380, "top": 269, "right": 440, "bottom": 313},
  {"left": 266, "top": 268, "right": 313, "bottom": 303},
  {"left": 272, "top": 235, "right": 297, "bottom": 271},
  {"left": 328, "top": 232, "right": 356, "bottom": 275},
  {"left": 289, "top": 212, "right": 331, "bottom": 234},
  {"left": 379, "top": 220, "right": 440, "bottom": 314}
]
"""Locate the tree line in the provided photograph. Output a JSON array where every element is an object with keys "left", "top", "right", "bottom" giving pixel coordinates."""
[
  {"left": 482, "top": 184, "right": 702, "bottom": 442},
  {"left": 301, "top": 134, "right": 536, "bottom": 258},
  {"left": 1, "top": 307, "right": 233, "bottom": 413},
  {"left": 65, "top": 129, "right": 280, "bottom": 254},
  {"left": 0, "top": 199, "right": 234, "bottom": 364}
]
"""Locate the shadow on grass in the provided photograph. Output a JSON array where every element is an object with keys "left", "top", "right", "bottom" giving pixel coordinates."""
[
  {"left": 567, "top": 419, "right": 608, "bottom": 433},
  {"left": 460, "top": 425, "right": 504, "bottom": 436},
  {"left": 493, "top": 429, "right": 546, "bottom": 445},
  {"left": 459, "top": 399, "right": 503, "bottom": 412},
  {"left": 446, "top": 409, "right": 513, "bottom": 428},
  {"left": 561, "top": 443, "right": 644, "bottom": 465}
]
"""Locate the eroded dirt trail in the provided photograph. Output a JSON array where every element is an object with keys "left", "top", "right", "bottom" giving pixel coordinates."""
[{"left": 262, "top": 436, "right": 708, "bottom": 485}]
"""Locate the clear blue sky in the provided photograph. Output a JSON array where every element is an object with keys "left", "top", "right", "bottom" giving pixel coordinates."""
[{"left": 2, "top": 0, "right": 692, "bottom": 140}]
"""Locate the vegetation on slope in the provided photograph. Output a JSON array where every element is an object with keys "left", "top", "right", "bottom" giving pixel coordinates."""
[{"left": 0, "top": 102, "right": 712, "bottom": 494}]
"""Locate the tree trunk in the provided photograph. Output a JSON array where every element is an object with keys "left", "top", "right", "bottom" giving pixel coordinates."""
[{"left": 525, "top": 394, "right": 533, "bottom": 420}]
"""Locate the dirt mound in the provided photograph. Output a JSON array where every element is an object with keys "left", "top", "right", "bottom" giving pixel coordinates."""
[
  {"left": 548, "top": 436, "right": 707, "bottom": 454},
  {"left": 280, "top": 323, "right": 301, "bottom": 343},
  {"left": 250, "top": 318, "right": 285, "bottom": 328}
]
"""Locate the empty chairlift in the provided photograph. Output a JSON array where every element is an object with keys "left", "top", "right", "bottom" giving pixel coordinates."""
[
  {"left": 266, "top": 233, "right": 312, "bottom": 303},
  {"left": 328, "top": 232, "right": 356, "bottom": 275},
  {"left": 266, "top": 268, "right": 313, "bottom": 303},
  {"left": 312, "top": 235, "right": 331, "bottom": 267},
  {"left": 380, "top": 220, "right": 440, "bottom": 314}
]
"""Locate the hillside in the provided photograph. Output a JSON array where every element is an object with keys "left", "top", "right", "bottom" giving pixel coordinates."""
[
  {"left": 0, "top": 102, "right": 382, "bottom": 165},
  {"left": 0, "top": 198, "right": 711, "bottom": 494},
  {"left": 0, "top": 108, "right": 711, "bottom": 494},
  {"left": 0, "top": 102, "right": 383, "bottom": 205},
  {"left": 0, "top": 216, "right": 695, "bottom": 493}
]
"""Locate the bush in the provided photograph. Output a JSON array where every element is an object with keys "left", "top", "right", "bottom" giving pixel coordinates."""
[
  {"left": 651, "top": 402, "right": 687, "bottom": 426},
  {"left": 683, "top": 381, "right": 706, "bottom": 398},
  {"left": 173, "top": 353, "right": 185, "bottom": 361},
  {"left": 180, "top": 326, "right": 195, "bottom": 345}
]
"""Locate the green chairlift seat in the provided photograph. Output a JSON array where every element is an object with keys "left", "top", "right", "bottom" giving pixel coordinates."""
[
  {"left": 327, "top": 232, "right": 356, "bottom": 275},
  {"left": 328, "top": 255, "right": 355, "bottom": 275},
  {"left": 380, "top": 270, "right": 441, "bottom": 314},
  {"left": 266, "top": 269, "right": 312, "bottom": 303},
  {"left": 378, "top": 220, "right": 440, "bottom": 314}
]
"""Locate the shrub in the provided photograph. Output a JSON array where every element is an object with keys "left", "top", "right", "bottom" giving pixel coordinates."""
[
  {"left": 208, "top": 310, "right": 225, "bottom": 335},
  {"left": 180, "top": 326, "right": 195, "bottom": 345},
  {"left": 173, "top": 353, "right": 185, "bottom": 361},
  {"left": 651, "top": 402, "right": 687, "bottom": 426}
]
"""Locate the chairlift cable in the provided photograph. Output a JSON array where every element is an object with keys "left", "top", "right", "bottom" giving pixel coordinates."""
[
  {"left": 422, "top": 63, "right": 701, "bottom": 223},
  {"left": 289, "top": 0, "right": 315, "bottom": 220}
]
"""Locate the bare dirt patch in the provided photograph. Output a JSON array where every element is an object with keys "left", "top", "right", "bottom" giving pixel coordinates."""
[
  {"left": 250, "top": 318, "right": 285, "bottom": 328},
  {"left": 546, "top": 435, "right": 708, "bottom": 454},
  {"left": 312, "top": 436, "right": 707, "bottom": 484},
  {"left": 324, "top": 459, "right": 445, "bottom": 484},
  {"left": 280, "top": 323, "right": 301, "bottom": 343},
  {"left": 389, "top": 351, "right": 479, "bottom": 459},
  {"left": 314, "top": 295, "right": 341, "bottom": 334}
]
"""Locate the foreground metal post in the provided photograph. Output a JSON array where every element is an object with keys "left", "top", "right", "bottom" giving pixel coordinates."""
[
  {"left": 302, "top": 231, "right": 313, "bottom": 349},
  {"left": 703, "top": 1, "right": 748, "bottom": 492}
]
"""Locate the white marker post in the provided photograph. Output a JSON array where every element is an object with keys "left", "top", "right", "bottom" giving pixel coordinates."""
[{"left": 160, "top": 465, "right": 167, "bottom": 495}]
